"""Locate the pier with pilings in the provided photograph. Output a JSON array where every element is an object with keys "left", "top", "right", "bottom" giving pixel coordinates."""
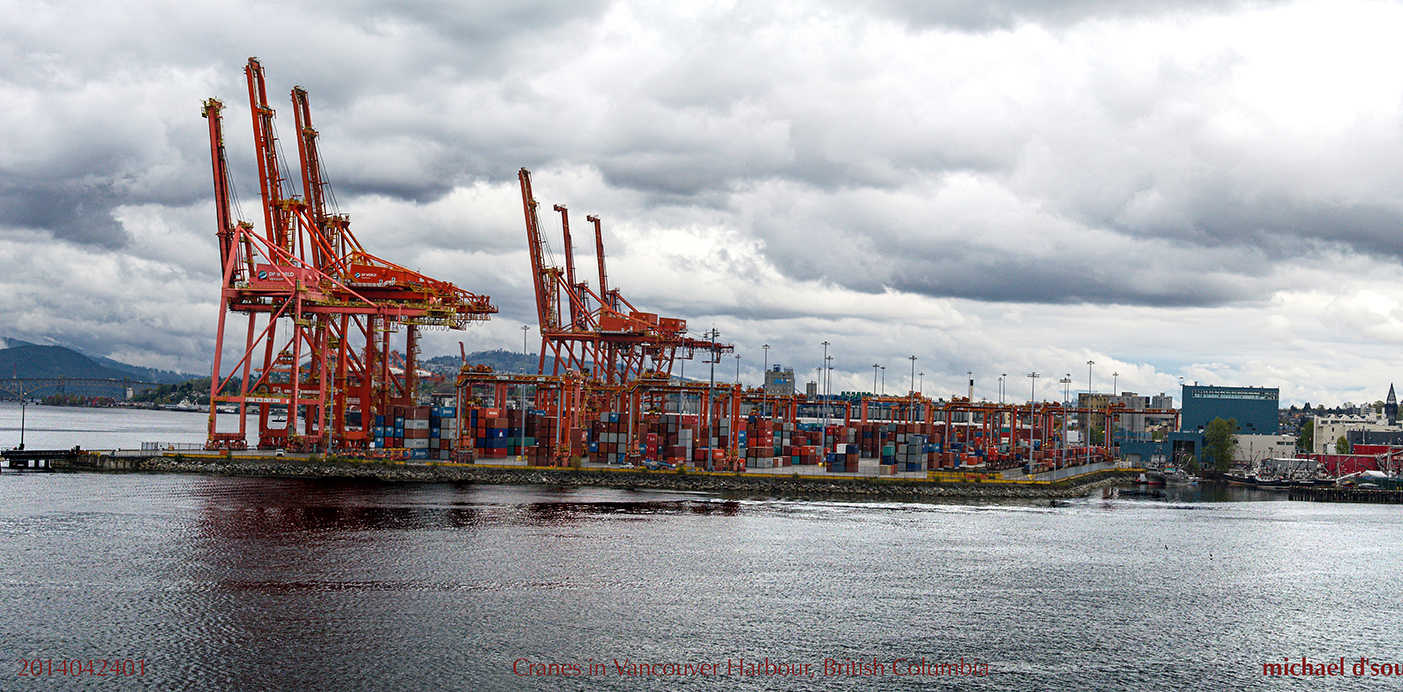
[{"left": 1289, "top": 485, "right": 1403, "bottom": 504}]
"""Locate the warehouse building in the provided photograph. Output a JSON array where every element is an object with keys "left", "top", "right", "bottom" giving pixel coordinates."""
[{"left": 1119, "top": 384, "right": 1279, "bottom": 468}]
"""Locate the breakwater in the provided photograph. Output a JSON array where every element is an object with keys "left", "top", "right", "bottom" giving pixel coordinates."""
[{"left": 48, "top": 452, "right": 1137, "bottom": 500}]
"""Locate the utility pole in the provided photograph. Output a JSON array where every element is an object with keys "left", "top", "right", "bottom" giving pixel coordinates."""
[
  {"left": 520, "top": 325, "right": 530, "bottom": 460},
  {"left": 762, "top": 344, "right": 770, "bottom": 419},
  {"left": 1087, "top": 360, "right": 1094, "bottom": 466},
  {"left": 707, "top": 327, "right": 719, "bottom": 468},
  {"left": 909, "top": 356, "right": 917, "bottom": 422},
  {"left": 821, "top": 341, "right": 829, "bottom": 454},
  {"left": 1060, "top": 375, "right": 1072, "bottom": 463},
  {"left": 1028, "top": 372, "right": 1040, "bottom": 459}
]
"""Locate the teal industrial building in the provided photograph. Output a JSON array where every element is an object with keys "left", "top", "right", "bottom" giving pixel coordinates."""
[{"left": 1117, "top": 385, "right": 1279, "bottom": 468}]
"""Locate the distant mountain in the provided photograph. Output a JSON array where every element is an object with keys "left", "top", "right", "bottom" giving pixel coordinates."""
[
  {"left": 424, "top": 349, "right": 551, "bottom": 374},
  {"left": 0, "top": 344, "right": 138, "bottom": 381},
  {"left": 86, "top": 355, "right": 196, "bottom": 385},
  {"left": 423, "top": 349, "right": 697, "bottom": 380},
  {"left": 1, "top": 336, "right": 197, "bottom": 384}
]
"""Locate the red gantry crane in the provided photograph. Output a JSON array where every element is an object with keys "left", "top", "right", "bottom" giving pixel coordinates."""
[
  {"left": 202, "top": 58, "right": 496, "bottom": 452},
  {"left": 517, "top": 168, "right": 730, "bottom": 391}
]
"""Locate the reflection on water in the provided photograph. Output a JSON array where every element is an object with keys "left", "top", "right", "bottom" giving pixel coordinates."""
[
  {"left": 1105, "top": 481, "right": 1295, "bottom": 504},
  {"left": 2, "top": 472, "right": 1401, "bottom": 691}
]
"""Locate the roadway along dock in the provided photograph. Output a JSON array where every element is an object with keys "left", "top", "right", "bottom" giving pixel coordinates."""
[{"left": 40, "top": 450, "right": 1141, "bottom": 500}]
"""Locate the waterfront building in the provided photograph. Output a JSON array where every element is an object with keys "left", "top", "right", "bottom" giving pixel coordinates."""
[
  {"left": 1346, "top": 428, "right": 1403, "bottom": 449},
  {"left": 764, "top": 366, "right": 795, "bottom": 396},
  {"left": 1314, "top": 408, "right": 1398, "bottom": 455},
  {"left": 1178, "top": 385, "right": 1279, "bottom": 467},
  {"left": 1180, "top": 385, "right": 1278, "bottom": 435},
  {"left": 1234, "top": 433, "right": 1299, "bottom": 464},
  {"left": 1080, "top": 391, "right": 1174, "bottom": 434},
  {"left": 1118, "top": 385, "right": 1278, "bottom": 468}
]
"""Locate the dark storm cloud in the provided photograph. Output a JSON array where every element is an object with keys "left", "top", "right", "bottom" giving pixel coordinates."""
[
  {"left": 862, "top": 0, "right": 1284, "bottom": 31},
  {"left": 330, "top": 0, "right": 611, "bottom": 42},
  {"left": 883, "top": 253, "right": 1250, "bottom": 307},
  {"left": 756, "top": 219, "right": 1258, "bottom": 308},
  {"left": 0, "top": 0, "right": 612, "bottom": 246},
  {"left": 0, "top": 106, "right": 215, "bottom": 249},
  {"left": 0, "top": 177, "right": 129, "bottom": 248},
  {"left": 1108, "top": 192, "right": 1403, "bottom": 261}
]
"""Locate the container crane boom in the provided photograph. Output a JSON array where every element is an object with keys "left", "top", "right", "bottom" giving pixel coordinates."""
[
  {"left": 245, "top": 58, "right": 298, "bottom": 254},
  {"left": 201, "top": 98, "right": 241, "bottom": 275},
  {"left": 553, "top": 203, "right": 582, "bottom": 326},
  {"left": 587, "top": 214, "right": 616, "bottom": 311},
  {"left": 519, "top": 168, "right": 562, "bottom": 334}
]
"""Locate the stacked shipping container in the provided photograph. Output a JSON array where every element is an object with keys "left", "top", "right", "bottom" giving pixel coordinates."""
[{"left": 371, "top": 405, "right": 457, "bottom": 460}]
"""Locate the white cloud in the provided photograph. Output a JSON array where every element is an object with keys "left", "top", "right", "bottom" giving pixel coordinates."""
[{"left": 3, "top": 0, "right": 1403, "bottom": 405}]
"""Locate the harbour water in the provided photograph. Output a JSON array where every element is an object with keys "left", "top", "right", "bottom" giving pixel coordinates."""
[
  {"left": 3, "top": 404, "right": 1403, "bottom": 690},
  {"left": 0, "top": 400, "right": 248, "bottom": 451}
]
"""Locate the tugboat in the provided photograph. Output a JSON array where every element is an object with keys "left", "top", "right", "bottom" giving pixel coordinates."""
[
  {"left": 1136, "top": 470, "right": 1166, "bottom": 486},
  {"left": 1163, "top": 467, "right": 1199, "bottom": 485}
]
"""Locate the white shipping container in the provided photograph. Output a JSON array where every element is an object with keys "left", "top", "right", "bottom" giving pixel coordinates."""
[{"left": 404, "top": 438, "right": 430, "bottom": 449}]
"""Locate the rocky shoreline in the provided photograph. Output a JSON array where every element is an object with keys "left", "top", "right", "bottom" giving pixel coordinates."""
[{"left": 54, "top": 453, "right": 1140, "bottom": 500}]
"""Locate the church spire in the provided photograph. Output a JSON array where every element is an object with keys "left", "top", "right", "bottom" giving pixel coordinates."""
[{"left": 1386, "top": 384, "right": 1397, "bottom": 426}]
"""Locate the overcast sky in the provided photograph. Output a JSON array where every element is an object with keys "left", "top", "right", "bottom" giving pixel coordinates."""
[{"left": 5, "top": 0, "right": 1403, "bottom": 407}]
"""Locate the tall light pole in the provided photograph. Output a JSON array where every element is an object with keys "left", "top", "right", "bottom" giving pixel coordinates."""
[
  {"left": 1178, "top": 375, "right": 1185, "bottom": 458},
  {"left": 706, "top": 327, "right": 719, "bottom": 467},
  {"left": 821, "top": 341, "right": 830, "bottom": 453},
  {"left": 967, "top": 371, "right": 973, "bottom": 401},
  {"left": 695, "top": 327, "right": 718, "bottom": 466},
  {"left": 734, "top": 353, "right": 741, "bottom": 385},
  {"left": 1028, "top": 372, "right": 1040, "bottom": 458},
  {"left": 1087, "top": 359, "right": 1094, "bottom": 466},
  {"left": 909, "top": 356, "right": 917, "bottom": 423},
  {"left": 520, "top": 325, "right": 531, "bottom": 460},
  {"left": 1111, "top": 370, "right": 1119, "bottom": 459},
  {"left": 880, "top": 366, "right": 885, "bottom": 396},
  {"left": 872, "top": 364, "right": 879, "bottom": 397},
  {"left": 18, "top": 394, "right": 27, "bottom": 451},
  {"left": 825, "top": 355, "right": 834, "bottom": 439},
  {"left": 762, "top": 344, "right": 770, "bottom": 419},
  {"left": 1060, "top": 375, "right": 1072, "bottom": 461},
  {"left": 1000, "top": 373, "right": 1008, "bottom": 446}
]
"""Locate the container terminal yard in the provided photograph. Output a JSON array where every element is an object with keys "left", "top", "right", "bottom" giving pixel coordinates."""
[{"left": 20, "top": 58, "right": 1168, "bottom": 487}]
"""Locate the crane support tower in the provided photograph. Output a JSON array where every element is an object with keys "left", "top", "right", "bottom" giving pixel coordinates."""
[{"left": 201, "top": 58, "right": 496, "bottom": 453}]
